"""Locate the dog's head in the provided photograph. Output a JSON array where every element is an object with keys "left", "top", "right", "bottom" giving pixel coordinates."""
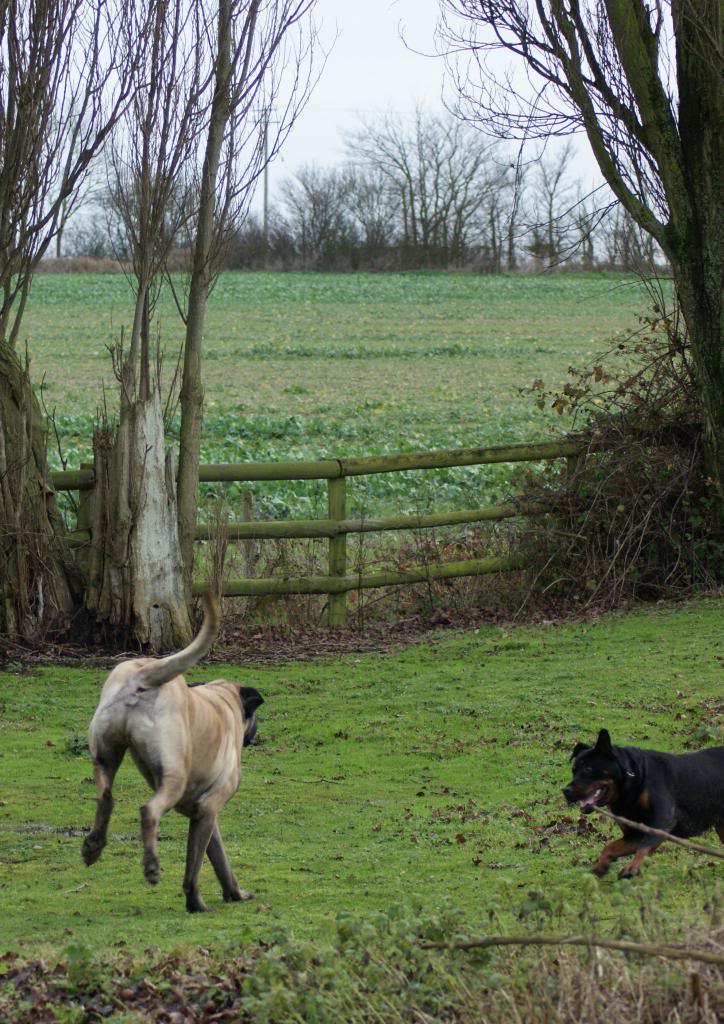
[
  {"left": 240, "top": 686, "right": 264, "bottom": 747},
  {"left": 563, "top": 729, "right": 626, "bottom": 813}
]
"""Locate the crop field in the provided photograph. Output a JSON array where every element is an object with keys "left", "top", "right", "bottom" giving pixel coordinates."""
[
  {"left": 0, "top": 599, "right": 722, "bottom": 1018},
  {"left": 27, "top": 271, "right": 659, "bottom": 521}
]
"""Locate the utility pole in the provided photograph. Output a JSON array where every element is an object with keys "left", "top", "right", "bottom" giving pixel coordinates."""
[{"left": 262, "top": 116, "right": 269, "bottom": 268}]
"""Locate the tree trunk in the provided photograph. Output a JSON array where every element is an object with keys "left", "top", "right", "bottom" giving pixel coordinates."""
[
  {"left": 674, "top": 0, "right": 724, "bottom": 500},
  {"left": 0, "top": 340, "right": 78, "bottom": 639},
  {"left": 507, "top": 219, "right": 517, "bottom": 271},
  {"left": 86, "top": 381, "right": 192, "bottom": 651},
  {"left": 675, "top": 264, "right": 724, "bottom": 499},
  {"left": 177, "top": 0, "right": 233, "bottom": 595}
]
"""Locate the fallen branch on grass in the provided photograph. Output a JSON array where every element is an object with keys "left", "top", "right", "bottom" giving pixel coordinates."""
[
  {"left": 597, "top": 808, "right": 724, "bottom": 860},
  {"left": 419, "top": 934, "right": 724, "bottom": 967}
]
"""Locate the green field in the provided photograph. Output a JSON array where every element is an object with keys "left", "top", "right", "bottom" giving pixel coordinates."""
[
  {"left": 1, "top": 599, "right": 722, "bottom": 1019},
  {"left": 27, "top": 271, "right": 657, "bottom": 519}
]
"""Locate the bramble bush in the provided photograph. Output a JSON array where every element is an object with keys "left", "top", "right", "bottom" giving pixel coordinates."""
[{"left": 521, "top": 302, "right": 724, "bottom": 609}]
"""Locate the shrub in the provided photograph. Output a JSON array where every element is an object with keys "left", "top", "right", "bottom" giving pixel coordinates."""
[{"left": 521, "top": 303, "right": 723, "bottom": 609}]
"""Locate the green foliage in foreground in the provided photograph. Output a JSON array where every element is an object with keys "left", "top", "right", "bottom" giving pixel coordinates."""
[
  {"left": 2, "top": 900, "right": 722, "bottom": 1023},
  {"left": 0, "top": 599, "right": 721, "bottom": 965}
]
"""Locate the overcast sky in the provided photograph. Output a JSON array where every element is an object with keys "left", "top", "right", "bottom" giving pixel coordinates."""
[
  {"left": 266, "top": 0, "right": 447, "bottom": 187},
  {"left": 264, "top": 0, "right": 601, "bottom": 205}
]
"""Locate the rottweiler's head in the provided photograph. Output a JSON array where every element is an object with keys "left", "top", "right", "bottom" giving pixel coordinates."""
[
  {"left": 240, "top": 686, "right": 264, "bottom": 747},
  {"left": 563, "top": 729, "right": 624, "bottom": 813}
]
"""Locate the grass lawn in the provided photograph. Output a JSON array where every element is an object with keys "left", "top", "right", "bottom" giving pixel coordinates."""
[{"left": 1, "top": 598, "right": 721, "bottom": 958}]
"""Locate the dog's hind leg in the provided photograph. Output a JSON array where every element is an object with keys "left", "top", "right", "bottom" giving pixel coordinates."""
[
  {"left": 140, "top": 775, "right": 187, "bottom": 886},
  {"left": 207, "top": 824, "right": 253, "bottom": 904},
  {"left": 182, "top": 809, "right": 217, "bottom": 913},
  {"left": 82, "top": 746, "right": 125, "bottom": 867}
]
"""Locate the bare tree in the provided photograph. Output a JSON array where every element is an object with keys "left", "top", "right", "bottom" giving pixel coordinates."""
[
  {"left": 505, "top": 149, "right": 528, "bottom": 271},
  {"left": 86, "top": 0, "right": 214, "bottom": 650},
  {"left": 0, "top": 0, "right": 141, "bottom": 639},
  {"left": 53, "top": 170, "right": 103, "bottom": 260},
  {"left": 525, "top": 142, "right": 577, "bottom": 268},
  {"left": 176, "top": 0, "right": 318, "bottom": 590},
  {"left": 472, "top": 152, "right": 527, "bottom": 272},
  {"left": 603, "top": 206, "right": 658, "bottom": 272},
  {"left": 438, "top": 0, "right": 724, "bottom": 497},
  {"left": 344, "top": 167, "right": 400, "bottom": 266},
  {"left": 346, "top": 110, "right": 498, "bottom": 267},
  {"left": 280, "top": 164, "right": 357, "bottom": 268},
  {"left": 573, "top": 193, "right": 598, "bottom": 271}
]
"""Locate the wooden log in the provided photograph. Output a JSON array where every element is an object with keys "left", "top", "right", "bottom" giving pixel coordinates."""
[
  {"left": 51, "top": 440, "right": 582, "bottom": 490},
  {"left": 337, "top": 440, "right": 582, "bottom": 477},
  {"left": 74, "top": 462, "right": 94, "bottom": 575},
  {"left": 193, "top": 441, "right": 581, "bottom": 484},
  {"left": 194, "top": 552, "right": 526, "bottom": 597},
  {"left": 240, "top": 487, "right": 258, "bottom": 577},
  {"left": 193, "top": 501, "right": 545, "bottom": 541},
  {"left": 197, "top": 458, "right": 342, "bottom": 482},
  {"left": 50, "top": 467, "right": 95, "bottom": 491},
  {"left": 327, "top": 476, "right": 347, "bottom": 626}
]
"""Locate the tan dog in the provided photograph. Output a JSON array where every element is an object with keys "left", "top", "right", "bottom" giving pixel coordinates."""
[{"left": 82, "top": 594, "right": 263, "bottom": 913}]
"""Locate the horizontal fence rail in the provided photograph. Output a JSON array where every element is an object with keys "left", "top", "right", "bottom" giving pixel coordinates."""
[
  {"left": 191, "top": 554, "right": 528, "bottom": 597},
  {"left": 192, "top": 501, "right": 548, "bottom": 541},
  {"left": 51, "top": 439, "right": 583, "bottom": 625},
  {"left": 50, "top": 440, "right": 583, "bottom": 490}
]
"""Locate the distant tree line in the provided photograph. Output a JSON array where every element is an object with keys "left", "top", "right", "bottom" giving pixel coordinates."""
[{"left": 66, "top": 111, "right": 662, "bottom": 275}]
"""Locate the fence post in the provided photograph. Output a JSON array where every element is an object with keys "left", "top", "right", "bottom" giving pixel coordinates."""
[
  {"left": 566, "top": 451, "right": 585, "bottom": 488},
  {"left": 327, "top": 476, "right": 347, "bottom": 626},
  {"left": 241, "top": 490, "right": 259, "bottom": 578},
  {"left": 76, "top": 461, "right": 94, "bottom": 577}
]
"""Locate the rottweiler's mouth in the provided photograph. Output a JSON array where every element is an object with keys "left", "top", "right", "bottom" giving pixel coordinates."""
[{"left": 579, "top": 785, "right": 608, "bottom": 813}]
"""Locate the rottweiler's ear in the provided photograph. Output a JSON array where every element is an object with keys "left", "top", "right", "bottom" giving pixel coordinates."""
[
  {"left": 570, "top": 742, "right": 589, "bottom": 760},
  {"left": 240, "top": 686, "right": 264, "bottom": 717},
  {"left": 595, "top": 728, "right": 613, "bottom": 754}
]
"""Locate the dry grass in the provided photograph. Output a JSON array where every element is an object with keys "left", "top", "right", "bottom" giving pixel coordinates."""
[{"left": 472, "top": 934, "right": 723, "bottom": 1024}]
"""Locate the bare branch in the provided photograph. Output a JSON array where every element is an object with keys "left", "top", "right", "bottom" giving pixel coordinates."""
[
  {"left": 0, "top": 0, "right": 145, "bottom": 346},
  {"left": 597, "top": 807, "right": 724, "bottom": 859},
  {"left": 420, "top": 933, "right": 724, "bottom": 967}
]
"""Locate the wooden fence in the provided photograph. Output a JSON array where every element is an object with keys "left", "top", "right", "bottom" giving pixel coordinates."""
[{"left": 51, "top": 439, "right": 582, "bottom": 626}]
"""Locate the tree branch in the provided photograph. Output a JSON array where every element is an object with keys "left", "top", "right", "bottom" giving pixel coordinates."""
[
  {"left": 597, "top": 807, "right": 724, "bottom": 860},
  {"left": 419, "top": 933, "right": 724, "bottom": 967}
]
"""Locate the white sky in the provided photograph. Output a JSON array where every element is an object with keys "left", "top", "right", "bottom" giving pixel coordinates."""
[{"left": 266, "top": 0, "right": 448, "bottom": 189}]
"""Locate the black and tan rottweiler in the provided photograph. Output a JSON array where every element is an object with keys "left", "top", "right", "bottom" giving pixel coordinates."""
[{"left": 564, "top": 728, "right": 724, "bottom": 878}]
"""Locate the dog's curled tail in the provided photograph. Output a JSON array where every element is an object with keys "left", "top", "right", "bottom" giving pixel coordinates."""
[{"left": 136, "top": 592, "right": 221, "bottom": 688}]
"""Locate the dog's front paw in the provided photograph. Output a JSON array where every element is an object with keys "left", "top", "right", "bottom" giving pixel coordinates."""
[
  {"left": 143, "top": 850, "right": 160, "bottom": 885},
  {"left": 591, "top": 861, "right": 610, "bottom": 877},
  {"left": 618, "top": 864, "right": 639, "bottom": 880},
  {"left": 82, "top": 831, "right": 106, "bottom": 866}
]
